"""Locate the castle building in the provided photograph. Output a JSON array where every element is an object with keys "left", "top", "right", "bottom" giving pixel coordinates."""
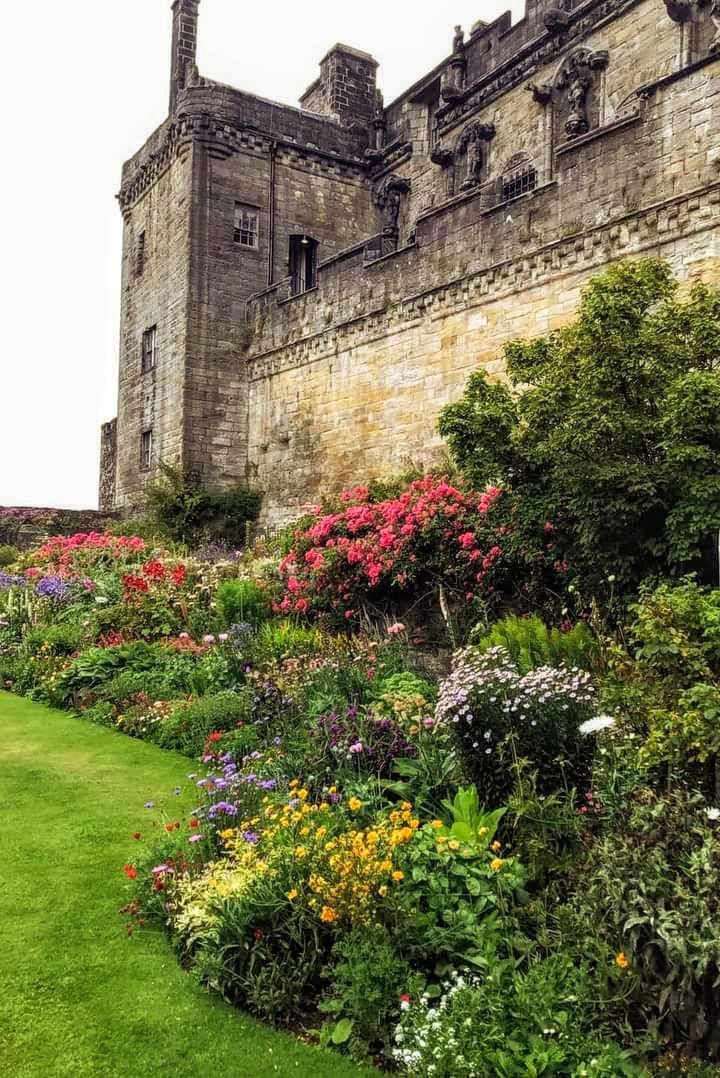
[{"left": 101, "top": 0, "right": 720, "bottom": 526}]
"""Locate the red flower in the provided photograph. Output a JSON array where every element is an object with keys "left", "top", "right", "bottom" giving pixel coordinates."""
[
  {"left": 123, "top": 864, "right": 138, "bottom": 879},
  {"left": 189, "top": 818, "right": 199, "bottom": 829},
  {"left": 253, "top": 928, "right": 264, "bottom": 941},
  {"left": 171, "top": 564, "right": 187, "bottom": 587},
  {"left": 132, "top": 832, "right": 142, "bottom": 841}
]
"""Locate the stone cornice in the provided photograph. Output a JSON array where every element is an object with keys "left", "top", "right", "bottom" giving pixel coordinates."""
[
  {"left": 434, "top": 0, "right": 641, "bottom": 137},
  {"left": 117, "top": 111, "right": 370, "bottom": 216},
  {"left": 246, "top": 182, "right": 720, "bottom": 381}
]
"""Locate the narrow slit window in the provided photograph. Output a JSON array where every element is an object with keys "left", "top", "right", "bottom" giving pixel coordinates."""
[
  {"left": 234, "top": 204, "right": 259, "bottom": 248},
  {"left": 135, "top": 230, "right": 146, "bottom": 277},
  {"left": 141, "top": 325, "right": 158, "bottom": 373},
  {"left": 140, "top": 429, "right": 153, "bottom": 471},
  {"left": 502, "top": 164, "right": 538, "bottom": 203}
]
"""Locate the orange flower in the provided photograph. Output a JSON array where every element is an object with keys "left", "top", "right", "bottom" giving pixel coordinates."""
[
  {"left": 132, "top": 832, "right": 142, "bottom": 841},
  {"left": 616, "top": 951, "right": 630, "bottom": 970},
  {"left": 123, "top": 864, "right": 138, "bottom": 880},
  {"left": 320, "top": 906, "right": 338, "bottom": 923}
]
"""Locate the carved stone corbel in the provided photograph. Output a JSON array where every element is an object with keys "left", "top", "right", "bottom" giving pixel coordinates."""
[
  {"left": 527, "top": 82, "right": 553, "bottom": 106},
  {"left": 544, "top": 6, "right": 571, "bottom": 33},
  {"left": 430, "top": 143, "right": 455, "bottom": 167},
  {"left": 663, "top": 0, "right": 696, "bottom": 21}
]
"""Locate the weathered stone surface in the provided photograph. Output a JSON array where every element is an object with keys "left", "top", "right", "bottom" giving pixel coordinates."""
[{"left": 103, "top": 0, "right": 720, "bottom": 526}]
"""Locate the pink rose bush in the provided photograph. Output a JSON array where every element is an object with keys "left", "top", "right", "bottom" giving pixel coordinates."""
[{"left": 275, "top": 475, "right": 509, "bottom": 623}]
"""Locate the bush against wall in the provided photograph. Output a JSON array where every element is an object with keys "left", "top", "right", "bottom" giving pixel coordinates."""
[
  {"left": 439, "top": 259, "right": 720, "bottom": 598},
  {"left": 145, "top": 464, "right": 261, "bottom": 547}
]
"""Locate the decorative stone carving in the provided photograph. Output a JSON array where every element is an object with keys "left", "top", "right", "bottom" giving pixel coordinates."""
[
  {"left": 442, "top": 24, "right": 468, "bottom": 102},
  {"left": 544, "top": 6, "right": 571, "bottom": 33},
  {"left": 456, "top": 122, "right": 496, "bottom": 191},
  {"left": 663, "top": 0, "right": 696, "bottom": 21},
  {"left": 430, "top": 142, "right": 455, "bottom": 167},
  {"left": 365, "top": 90, "right": 387, "bottom": 161},
  {"left": 374, "top": 174, "right": 411, "bottom": 235},
  {"left": 557, "top": 48, "right": 609, "bottom": 138},
  {"left": 527, "top": 81, "right": 554, "bottom": 105}
]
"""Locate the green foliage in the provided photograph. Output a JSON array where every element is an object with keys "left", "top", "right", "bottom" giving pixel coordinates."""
[
  {"left": 250, "top": 621, "right": 326, "bottom": 663},
  {"left": 145, "top": 463, "right": 260, "bottom": 546},
  {"left": 216, "top": 578, "right": 271, "bottom": 629},
  {"left": 0, "top": 544, "right": 18, "bottom": 567},
  {"left": 320, "top": 929, "right": 412, "bottom": 1061},
  {"left": 154, "top": 689, "right": 255, "bottom": 756},
  {"left": 24, "top": 622, "right": 85, "bottom": 657},
  {"left": 439, "top": 259, "right": 720, "bottom": 598},
  {"left": 569, "top": 789, "right": 720, "bottom": 1057},
  {"left": 474, "top": 614, "right": 598, "bottom": 673},
  {"left": 393, "top": 958, "right": 642, "bottom": 1077},
  {"left": 54, "top": 642, "right": 164, "bottom": 706}
]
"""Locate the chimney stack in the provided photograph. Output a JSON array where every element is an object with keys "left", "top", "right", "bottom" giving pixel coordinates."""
[{"left": 170, "top": 0, "right": 200, "bottom": 114}]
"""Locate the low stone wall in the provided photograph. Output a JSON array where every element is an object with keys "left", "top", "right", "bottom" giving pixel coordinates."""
[{"left": 0, "top": 508, "right": 120, "bottom": 552}]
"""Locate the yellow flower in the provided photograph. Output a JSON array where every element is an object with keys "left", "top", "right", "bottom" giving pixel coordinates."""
[
  {"left": 366, "top": 831, "right": 379, "bottom": 844},
  {"left": 298, "top": 788, "right": 309, "bottom": 801},
  {"left": 436, "top": 835, "right": 447, "bottom": 845},
  {"left": 348, "top": 797, "right": 363, "bottom": 812},
  {"left": 490, "top": 858, "right": 504, "bottom": 872},
  {"left": 320, "top": 906, "right": 338, "bottom": 923},
  {"left": 478, "top": 826, "right": 489, "bottom": 838},
  {"left": 448, "top": 839, "right": 460, "bottom": 851},
  {"left": 218, "top": 829, "right": 235, "bottom": 841},
  {"left": 392, "top": 870, "right": 404, "bottom": 882},
  {"left": 287, "top": 889, "right": 299, "bottom": 901},
  {"left": 289, "top": 779, "right": 299, "bottom": 789},
  {"left": 401, "top": 802, "right": 413, "bottom": 812},
  {"left": 378, "top": 885, "right": 388, "bottom": 897},
  {"left": 616, "top": 951, "right": 630, "bottom": 970},
  {"left": 295, "top": 845, "right": 308, "bottom": 859},
  {"left": 431, "top": 820, "right": 443, "bottom": 830}
]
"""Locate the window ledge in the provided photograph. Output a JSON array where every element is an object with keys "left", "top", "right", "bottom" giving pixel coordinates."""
[{"left": 555, "top": 110, "right": 641, "bottom": 156}]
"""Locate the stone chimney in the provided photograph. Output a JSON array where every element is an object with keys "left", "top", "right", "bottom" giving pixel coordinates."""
[
  {"left": 170, "top": 0, "right": 200, "bottom": 114},
  {"left": 300, "top": 44, "right": 379, "bottom": 125}
]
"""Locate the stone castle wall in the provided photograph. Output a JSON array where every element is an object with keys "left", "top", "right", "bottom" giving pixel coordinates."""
[{"left": 106, "top": 0, "right": 720, "bottom": 526}]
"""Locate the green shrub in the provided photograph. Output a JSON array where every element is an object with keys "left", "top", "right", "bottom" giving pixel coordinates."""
[
  {"left": 54, "top": 642, "right": 164, "bottom": 706},
  {"left": 153, "top": 689, "right": 254, "bottom": 756},
  {"left": 568, "top": 788, "right": 720, "bottom": 1058},
  {"left": 473, "top": 615, "right": 597, "bottom": 674},
  {"left": 250, "top": 621, "right": 326, "bottom": 663},
  {"left": 0, "top": 545, "right": 18, "bottom": 568},
  {"left": 217, "top": 579, "right": 271, "bottom": 629},
  {"left": 145, "top": 464, "right": 260, "bottom": 545},
  {"left": 24, "top": 623, "right": 85, "bottom": 657}
]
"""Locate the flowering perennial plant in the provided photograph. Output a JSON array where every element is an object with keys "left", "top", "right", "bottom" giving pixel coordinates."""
[
  {"left": 275, "top": 475, "right": 506, "bottom": 622},
  {"left": 437, "top": 646, "right": 596, "bottom": 801},
  {"left": 29, "top": 532, "right": 147, "bottom": 576}
]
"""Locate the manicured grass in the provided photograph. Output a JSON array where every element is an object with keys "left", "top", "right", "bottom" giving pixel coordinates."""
[{"left": 0, "top": 693, "right": 374, "bottom": 1078}]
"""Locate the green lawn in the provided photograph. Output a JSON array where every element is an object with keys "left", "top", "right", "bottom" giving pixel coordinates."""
[{"left": 0, "top": 692, "right": 374, "bottom": 1078}]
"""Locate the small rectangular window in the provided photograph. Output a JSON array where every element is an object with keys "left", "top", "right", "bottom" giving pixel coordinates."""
[
  {"left": 135, "top": 230, "right": 146, "bottom": 277},
  {"left": 502, "top": 164, "right": 538, "bottom": 203},
  {"left": 140, "top": 430, "right": 153, "bottom": 471},
  {"left": 289, "top": 235, "right": 318, "bottom": 296},
  {"left": 234, "top": 204, "right": 259, "bottom": 248},
  {"left": 141, "top": 325, "right": 157, "bottom": 373}
]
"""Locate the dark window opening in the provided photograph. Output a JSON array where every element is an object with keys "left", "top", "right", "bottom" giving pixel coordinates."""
[
  {"left": 141, "top": 325, "right": 158, "bottom": 373},
  {"left": 140, "top": 429, "right": 153, "bottom": 471},
  {"left": 234, "top": 204, "right": 259, "bottom": 248},
  {"left": 502, "top": 164, "right": 538, "bottom": 203},
  {"left": 289, "top": 235, "right": 318, "bottom": 296},
  {"left": 135, "top": 230, "right": 146, "bottom": 277}
]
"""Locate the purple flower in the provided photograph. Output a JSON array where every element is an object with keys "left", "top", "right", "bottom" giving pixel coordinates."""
[
  {"left": 349, "top": 741, "right": 364, "bottom": 755},
  {"left": 242, "top": 831, "right": 259, "bottom": 845},
  {"left": 260, "top": 779, "right": 277, "bottom": 791},
  {"left": 35, "top": 576, "right": 72, "bottom": 602}
]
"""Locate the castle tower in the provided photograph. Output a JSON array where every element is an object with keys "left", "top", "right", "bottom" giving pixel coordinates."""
[{"left": 101, "top": 2, "right": 379, "bottom": 512}]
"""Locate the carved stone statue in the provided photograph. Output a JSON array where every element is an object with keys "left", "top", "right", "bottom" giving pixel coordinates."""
[
  {"left": 557, "top": 49, "right": 608, "bottom": 138},
  {"left": 456, "top": 122, "right": 495, "bottom": 190},
  {"left": 464, "top": 131, "right": 483, "bottom": 188},
  {"left": 453, "top": 25, "right": 465, "bottom": 55},
  {"left": 374, "top": 174, "right": 411, "bottom": 236}
]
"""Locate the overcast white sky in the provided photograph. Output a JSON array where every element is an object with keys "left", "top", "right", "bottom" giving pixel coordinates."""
[{"left": 0, "top": 0, "right": 524, "bottom": 510}]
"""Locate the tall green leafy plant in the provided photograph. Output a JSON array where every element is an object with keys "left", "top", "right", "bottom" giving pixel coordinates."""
[{"left": 439, "top": 259, "right": 720, "bottom": 598}]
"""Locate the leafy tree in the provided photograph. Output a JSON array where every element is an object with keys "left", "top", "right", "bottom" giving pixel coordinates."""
[{"left": 439, "top": 259, "right": 720, "bottom": 596}]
